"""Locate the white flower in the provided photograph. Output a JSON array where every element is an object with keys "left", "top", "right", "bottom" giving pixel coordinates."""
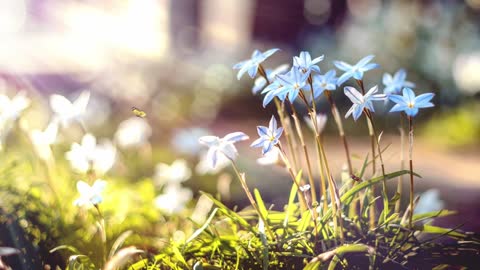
[
  {"left": 256, "top": 147, "right": 282, "bottom": 166},
  {"left": 50, "top": 90, "right": 90, "bottom": 127},
  {"left": 154, "top": 159, "right": 191, "bottom": 187},
  {"left": 195, "top": 150, "right": 230, "bottom": 175},
  {"left": 74, "top": 179, "right": 106, "bottom": 207},
  {"left": 304, "top": 113, "right": 327, "bottom": 134},
  {"left": 198, "top": 132, "right": 249, "bottom": 169},
  {"left": 154, "top": 184, "right": 193, "bottom": 214},
  {"left": 66, "top": 133, "right": 116, "bottom": 175},
  {"left": 114, "top": 117, "right": 152, "bottom": 148},
  {"left": 414, "top": 189, "right": 445, "bottom": 215},
  {"left": 30, "top": 121, "right": 58, "bottom": 161},
  {"left": 0, "top": 91, "right": 30, "bottom": 121}
]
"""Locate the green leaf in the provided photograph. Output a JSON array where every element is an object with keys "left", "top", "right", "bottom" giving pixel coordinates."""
[
  {"left": 283, "top": 170, "right": 301, "bottom": 228},
  {"left": 297, "top": 210, "right": 312, "bottom": 232},
  {"left": 50, "top": 245, "right": 82, "bottom": 255},
  {"left": 412, "top": 210, "right": 457, "bottom": 222},
  {"left": 108, "top": 230, "right": 133, "bottom": 259},
  {"left": 186, "top": 208, "right": 219, "bottom": 244},
  {"left": 322, "top": 170, "right": 417, "bottom": 224},
  {"left": 254, "top": 188, "right": 268, "bottom": 220},
  {"left": 200, "top": 192, "right": 252, "bottom": 231},
  {"left": 420, "top": 224, "right": 465, "bottom": 239}
]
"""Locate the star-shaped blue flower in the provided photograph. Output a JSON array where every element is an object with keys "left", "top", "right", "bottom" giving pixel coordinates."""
[
  {"left": 293, "top": 51, "right": 324, "bottom": 74},
  {"left": 262, "top": 80, "right": 288, "bottom": 107},
  {"left": 311, "top": 69, "right": 337, "bottom": 100},
  {"left": 252, "top": 64, "right": 290, "bottom": 94},
  {"left": 334, "top": 55, "right": 380, "bottom": 86},
  {"left": 273, "top": 67, "right": 311, "bottom": 102},
  {"left": 344, "top": 85, "right": 385, "bottom": 121},
  {"left": 199, "top": 132, "right": 249, "bottom": 168},
  {"left": 383, "top": 69, "right": 415, "bottom": 96},
  {"left": 388, "top": 88, "right": 434, "bottom": 117},
  {"left": 233, "top": 48, "right": 280, "bottom": 80},
  {"left": 251, "top": 116, "right": 283, "bottom": 155}
]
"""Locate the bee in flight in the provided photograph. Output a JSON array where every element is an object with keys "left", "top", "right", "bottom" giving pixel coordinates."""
[{"left": 131, "top": 107, "right": 147, "bottom": 118}]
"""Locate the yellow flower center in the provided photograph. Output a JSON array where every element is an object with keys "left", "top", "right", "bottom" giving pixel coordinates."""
[
  {"left": 408, "top": 102, "right": 415, "bottom": 108},
  {"left": 294, "top": 83, "right": 300, "bottom": 89}
]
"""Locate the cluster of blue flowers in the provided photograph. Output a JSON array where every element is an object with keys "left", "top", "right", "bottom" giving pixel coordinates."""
[{"left": 232, "top": 49, "right": 435, "bottom": 155}]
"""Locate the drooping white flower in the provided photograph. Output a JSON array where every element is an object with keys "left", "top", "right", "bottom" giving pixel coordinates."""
[
  {"left": 256, "top": 146, "right": 282, "bottom": 166},
  {"left": 74, "top": 179, "right": 107, "bottom": 207},
  {"left": 154, "top": 159, "right": 191, "bottom": 187},
  {"left": 30, "top": 121, "right": 58, "bottom": 161},
  {"left": 304, "top": 113, "right": 327, "bottom": 134},
  {"left": 0, "top": 91, "right": 30, "bottom": 121},
  {"left": 198, "top": 132, "right": 249, "bottom": 168},
  {"left": 66, "top": 133, "right": 116, "bottom": 175},
  {"left": 114, "top": 117, "right": 152, "bottom": 149},
  {"left": 50, "top": 90, "right": 90, "bottom": 127},
  {"left": 195, "top": 150, "right": 230, "bottom": 175},
  {"left": 154, "top": 184, "right": 193, "bottom": 214}
]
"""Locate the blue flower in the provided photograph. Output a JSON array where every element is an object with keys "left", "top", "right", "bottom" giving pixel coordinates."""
[
  {"left": 274, "top": 67, "right": 311, "bottom": 101},
  {"left": 251, "top": 116, "right": 283, "bottom": 155},
  {"left": 311, "top": 70, "right": 337, "bottom": 100},
  {"left": 344, "top": 85, "right": 385, "bottom": 121},
  {"left": 293, "top": 51, "right": 324, "bottom": 74},
  {"left": 198, "top": 132, "right": 249, "bottom": 168},
  {"left": 388, "top": 88, "right": 434, "bottom": 117},
  {"left": 262, "top": 80, "right": 287, "bottom": 107},
  {"left": 383, "top": 69, "right": 415, "bottom": 96},
  {"left": 334, "top": 55, "right": 380, "bottom": 86},
  {"left": 252, "top": 64, "right": 289, "bottom": 94},
  {"left": 233, "top": 48, "right": 280, "bottom": 80}
]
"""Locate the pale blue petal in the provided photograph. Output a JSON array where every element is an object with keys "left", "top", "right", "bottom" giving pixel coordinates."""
[
  {"left": 263, "top": 48, "right": 280, "bottom": 59},
  {"left": 403, "top": 88, "right": 416, "bottom": 103},
  {"left": 269, "top": 116, "right": 277, "bottom": 131},
  {"left": 247, "top": 65, "right": 258, "bottom": 78},
  {"left": 383, "top": 73, "right": 393, "bottom": 85},
  {"left": 257, "top": 126, "right": 269, "bottom": 136},
  {"left": 356, "top": 55, "right": 375, "bottom": 67},
  {"left": 405, "top": 107, "right": 419, "bottom": 117},
  {"left": 207, "top": 148, "right": 218, "bottom": 168},
  {"left": 262, "top": 141, "right": 273, "bottom": 155},
  {"left": 360, "top": 63, "right": 379, "bottom": 72},
  {"left": 352, "top": 70, "right": 364, "bottom": 80},
  {"left": 311, "top": 55, "right": 325, "bottom": 64},
  {"left": 395, "top": 69, "right": 406, "bottom": 82},
  {"left": 333, "top": 60, "right": 352, "bottom": 71},
  {"left": 274, "top": 127, "right": 283, "bottom": 140},
  {"left": 389, "top": 103, "right": 408, "bottom": 113},
  {"left": 389, "top": 94, "right": 407, "bottom": 105},
  {"left": 236, "top": 64, "right": 250, "bottom": 80},
  {"left": 325, "top": 69, "right": 336, "bottom": 80},
  {"left": 233, "top": 60, "right": 247, "bottom": 70},
  {"left": 345, "top": 106, "right": 355, "bottom": 119},
  {"left": 224, "top": 132, "right": 249, "bottom": 142},
  {"left": 353, "top": 107, "right": 363, "bottom": 121},
  {"left": 251, "top": 137, "right": 266, "bottom": 148},
  {"left": 344, "top": 86, "right": 363, "bottom": 104},
  {"left": 336, "top": 71, "right": 353, "bottom": 85},
  {"left": 404, "top": 81, "right": 416, "bottom": 88},
  {"left": 414, "top": 93, "right": 434, "bottom": 107}
]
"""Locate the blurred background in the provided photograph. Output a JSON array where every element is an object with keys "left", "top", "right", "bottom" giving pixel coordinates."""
[{"left": 0, "top": 0, "right": 479, "bottom": 267}]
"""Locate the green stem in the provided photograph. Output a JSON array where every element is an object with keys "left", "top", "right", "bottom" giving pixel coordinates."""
[
  {"left": 324, "top": 90, "right": 353, "bottom": 175},
  {"left": 288, "top": 100, "right": 317, "bottom": 203},
  {"left": 408, "top": 116, "right": 414, "bottom": 228},
  {"left": 276, "top": 143, "right": 308, "bottom": 212},
  {"left": 230, "top": 160, "right": 276, "bottom": 239},
  {"left": 94, "top": 205, "right": 107, "bottom": 265},
  {"left": 395, "top": 116, "right": 405, "bottom": 213}
]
